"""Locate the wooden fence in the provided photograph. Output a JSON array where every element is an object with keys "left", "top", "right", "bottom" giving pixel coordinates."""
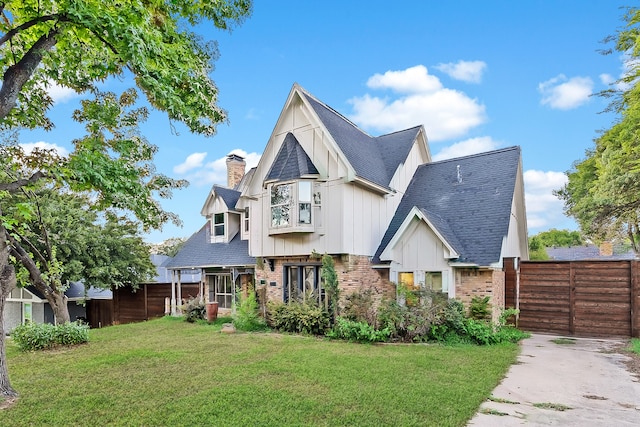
[
  {"left": 516, "top": 260, "right": 640, "bottom": 337},
  {"left": 86, "top": 282, "right": 200, "bottom": 328}
]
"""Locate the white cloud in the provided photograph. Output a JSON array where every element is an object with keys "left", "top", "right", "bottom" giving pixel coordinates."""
[
  {"left": 435, "top": 60, "right": 487, "bottom": 83},
  {"left": 599, "top": 73, "right": 615, "bottom": 85},
  {"left": 42, "top": 79, "right": 80, "bottom": 104},
  {"left": 20, "top": 141, "right": 69, "bottom": 157},
  {"left": 185, "top": 149, "right": 262, "bottom": 187},
  {"left": 431, "top": 136, "right": 499, "bottom": 161},
  {"left": 366, "top": 65, "right": 443, "bottom": 93},
  {"left": 174, "top": 152, "right": 207, "bottom": 174},
  {"left": 348, "top": 65, "right": 486, "bottom": 141},
  {"left": 524, "top": 170, "right": 570, "bottom": 231},
  {"left": 538, "top": 75, "right": 593, "bottom": 110}
]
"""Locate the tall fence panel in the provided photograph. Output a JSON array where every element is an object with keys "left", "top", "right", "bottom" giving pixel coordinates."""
[{"left": 518, "top": 260, "right": 639, "bottom": 337}]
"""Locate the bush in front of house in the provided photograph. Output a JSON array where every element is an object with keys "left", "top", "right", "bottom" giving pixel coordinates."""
[
  {"left": 12, "top": 321, "right": 89, "bottom": 351},
  {"left": 182, "top": 297, "right": 206, "bottom": 323},
  {"left": 326, "top": 317, "right": 391, "bottom": 343},
  {"left": 234, "top": 290, "right": 269, "bottom": 332},
  {"left": 267, "top": 299, "right": 330, "bottom": 335}
]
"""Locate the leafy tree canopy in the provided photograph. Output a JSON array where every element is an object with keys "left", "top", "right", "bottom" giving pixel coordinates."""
[
  {"left": 530, "top": 229, "right": 584, "bottom": 248},
  {"left": 0, "top": 0, "right": 252, "bottom": 134}
]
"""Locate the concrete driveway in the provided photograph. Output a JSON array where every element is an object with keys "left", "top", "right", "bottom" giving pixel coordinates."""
[{"left": 467, "top": 333, "right": 640, "bottom": 426}]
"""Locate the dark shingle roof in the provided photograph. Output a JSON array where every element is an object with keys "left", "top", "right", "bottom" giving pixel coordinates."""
[
  {"left": 301, "top": 91, "right": 419, "bottom": 189},
  {"left": 265, "top": 132, "right": 319, "bottom": 182},
  {"left": 546, "top": 245, "right": 637, "bottom": 261},
  {"left": 374, "top": 147, "right": 521, "bottom": 266},
  {"left": 213, "top": 185, "right": 241, "bottom": 211},
  {"left": 164, "top": 223, "right": 255, "bottom": 269}
]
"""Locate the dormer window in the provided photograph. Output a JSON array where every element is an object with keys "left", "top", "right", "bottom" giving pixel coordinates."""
[
  {"left": 214, "top": 213, "right": 225, "bottom": 237},
  {"left": 269, "top": 180, "right": 318, "bottom": 234}
]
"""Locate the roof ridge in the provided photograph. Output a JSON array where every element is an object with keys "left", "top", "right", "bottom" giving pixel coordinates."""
[
  {"left": 426, "top": 146, "right": 520, "bottom": 166},
  {"left": 376, "top": 125, "right": 423, "bottom": 139},
  {"left": 297, "top": 85, "right": 373, "bottom": 139}
]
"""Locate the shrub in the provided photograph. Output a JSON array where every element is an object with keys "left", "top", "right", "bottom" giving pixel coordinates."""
[
  {"left": 267, "top": 299, "right": 330, "bottom": 335},
  {"left": 234, "top": 290, "right": 269, "bottom": 332},
  {"left": 342, "top": 288, "right": 377, "bottom": 326},
  {"left": 378, "top": 289, "right": 449, "bottom": 342},
  {"left": 182, "top": 297, "right": 206, "bottom": 323},
  {"left": 327, "top": 317, "right": 390, "bottom": 343},
  {"left": 12, "top": 321, "right": 89, "bottom": 351},
  {"left": 469, "top": 296, "right": 491, "bottom": 320}
]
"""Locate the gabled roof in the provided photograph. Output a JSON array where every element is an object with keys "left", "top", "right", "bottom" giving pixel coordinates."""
[
  {"left": 300, "top": 89, "right": 421, "bottom": 189},
  {"left": 213, "top": 185, "right": 241, "bottom": 211},
  {"left": 164, "top": 223, "right": 255, "bottom": 270},
  {"left": 375, "top": 146, "right": 521, "bottom": 266},
  {"left": 265, "top": 132, "right": 319, "bottom": 182}
]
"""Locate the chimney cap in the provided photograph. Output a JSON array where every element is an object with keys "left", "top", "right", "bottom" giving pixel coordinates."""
[{"left": 227, "top": 153, "right": 245, "bottom": 162}]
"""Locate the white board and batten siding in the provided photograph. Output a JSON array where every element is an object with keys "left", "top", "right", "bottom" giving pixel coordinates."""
[{"left": 386, "top": 218, "right": 454, "bottom": 298}]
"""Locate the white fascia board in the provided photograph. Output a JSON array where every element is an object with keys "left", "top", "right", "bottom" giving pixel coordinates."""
[{"left": 380, "top": 206, "right": 459, "bottom": 260}]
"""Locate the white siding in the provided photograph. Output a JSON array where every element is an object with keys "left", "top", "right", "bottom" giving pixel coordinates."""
[{"left": 502, "top": 161, "right": 529, "bottom": 260}]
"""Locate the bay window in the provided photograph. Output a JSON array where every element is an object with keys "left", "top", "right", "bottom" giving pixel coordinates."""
[{"left": 270, "top": 180, "right": 318, "bottom": 233}]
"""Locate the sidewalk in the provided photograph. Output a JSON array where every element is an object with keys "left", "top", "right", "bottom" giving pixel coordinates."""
[{"left": 467, "top": 333, "right": 640, "bottom": 426}]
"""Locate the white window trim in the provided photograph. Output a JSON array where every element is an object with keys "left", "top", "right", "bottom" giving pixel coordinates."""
[{"left": 269, "top": 180, "right": 317, "bottom": 234}]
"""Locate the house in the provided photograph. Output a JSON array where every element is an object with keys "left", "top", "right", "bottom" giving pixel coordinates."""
[
  {"left": 546, "top": 243, "right": 637, "bottom": 261},
  {"left": 169, "top": 83, "right": 528, "bottom": 319},
  {"left": 3, "top": 282, "right": 111, "bottom": 334},
  {"left": 164, "top": 157, "right": 256, "bottom": 316}
]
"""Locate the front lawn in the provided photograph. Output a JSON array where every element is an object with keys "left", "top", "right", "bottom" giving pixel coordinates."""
[{"left": 1, "top": 317, "right": 519, "bottom": 426}]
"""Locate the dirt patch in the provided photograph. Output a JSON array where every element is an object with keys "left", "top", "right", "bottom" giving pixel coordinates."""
[
  {"left": 0, "top": 397, "right": 18, "bottom": 410},
  {"left": 617, "top": 346, "right": 640, "bottom": 381}
]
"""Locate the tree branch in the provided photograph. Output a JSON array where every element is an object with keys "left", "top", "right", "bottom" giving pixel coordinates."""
[
  {"left": 0, "top": 14, "right": 65, "bottom": 48},
  {"left": 8, "top": 230, "right": 48, "bottom": 272},
  {"left": 0, "top": 28, "right": 59, "bottom": 120},
  {"left": 8, "top": 234, "right": 52, "bottom": 296},
  {"left": 0, "top": 171, "right": 46, "bottom": 192}
]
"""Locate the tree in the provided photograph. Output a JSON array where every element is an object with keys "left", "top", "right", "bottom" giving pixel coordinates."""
[
  {"left": 533, "top": 229, "right": 584, "bottom": 248},
  {"left": 0, "top": 0, "right": 252, "bottom": 398},
  {"left": 556, "top": 7, "right": 640, "bottom": 253}
]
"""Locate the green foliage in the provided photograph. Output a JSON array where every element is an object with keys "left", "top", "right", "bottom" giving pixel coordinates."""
[
  {"left": 11, "top": 321, "right": 89, "bottom": 351},
  {"left": 182, "top": 297, "right": 206, "bottom": 323},
  {"left": 528, "top": 235, "right": 550, "bottom": 260},
  {"left": 267, "top": 300, "right": 330, "bottom": 335},
  {"left": 628, "top": 338, "right": 640, "bottom": 355},
  {"left": 342, "top": 287, "right": 377, "bottom": 326},
  {"left": 469, "top": 296, "right": 491, "bottom": 320},
  {"left": 233, "top": 290, "right": 268, "bottom": 332},
  {"left": 327, "top": 317, "right": 391, "bottom": 343},
  {"left": 533, "top": 229, "right": 584, "bottom": 247},
  {"left": 0, "top": 0, "right": 252, "bottom": 134},
  {"left": 321, "top": 254, "right": 339, "bottom": 320},
  {"left": 377, "top": 289, "right": 450, "bottom": 342}
]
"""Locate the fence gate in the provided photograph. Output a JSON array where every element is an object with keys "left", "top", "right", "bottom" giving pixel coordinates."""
[{"left": 518, "top": 260, "right": 640, "bottom": 337}]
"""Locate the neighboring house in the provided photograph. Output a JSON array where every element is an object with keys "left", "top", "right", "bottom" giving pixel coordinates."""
[
  {"left": 546, "top": 243, "right": 637, "bottom": 261},
  {"left": 169, "top": 83, "right": 529, "bottom": 318},
  {"left": 165, "top": 157, "right": 256, "bottom": 316},
  {"left": 3, "top": 282, "right": 111, "bottom": 334}
]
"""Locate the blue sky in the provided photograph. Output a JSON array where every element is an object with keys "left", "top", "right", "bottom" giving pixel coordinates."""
[{"left": 18, "top": 1, "right": 629, "bottom": 243}]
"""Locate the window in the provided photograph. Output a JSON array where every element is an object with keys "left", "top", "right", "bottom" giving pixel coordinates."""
[
  {"left": 398, "top": 272, "right": 416, "bottom": 290},
  {"left": 271, "top": 183, "right": 291, "bottom": 227},
  {"left": 208, "top": 274, "right": 235, "bottom": 309},
  {"left": 270, "top": 181, "right": 316, "bottom": 231},
  {"left": 425, "top": 272, "right": 443, "bottom": 292},
  {"left": 244, "top": 207, "right": 250, "bottom": 232},
  {"left": 283, "top": 265, "right": 325, "bottom": 305},
  {"left": 213, "top": 213, "right": 225, "bottom": 237},
  {"left": 23, "top": 302, "right": 32, "bottom": 324},
  {"left": 298, "top": 181, "right": 311, "bottom": 224}
]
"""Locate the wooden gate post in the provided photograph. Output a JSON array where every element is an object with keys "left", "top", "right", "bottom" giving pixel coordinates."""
[
  {"left": 569, "top": 262, "right": 576, "bottom": 335},
  {"left": 631, "top": 260, "right": 638, "bottom": 338}
]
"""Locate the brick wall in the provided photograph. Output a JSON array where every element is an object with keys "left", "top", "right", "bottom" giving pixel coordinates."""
[
  {"left": 455, "top": 267, "right": 506, "bottom": 322},
  {"left": 255, "top": 254, "right": 395, "bottom": 307}
]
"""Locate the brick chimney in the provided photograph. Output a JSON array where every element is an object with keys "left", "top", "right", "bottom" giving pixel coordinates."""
[
  {"left": 226, "top": 153, "right": 246, "bottom": 189},
  {"left": 599, "top": 241, "right": 613, "bottom": 257}
]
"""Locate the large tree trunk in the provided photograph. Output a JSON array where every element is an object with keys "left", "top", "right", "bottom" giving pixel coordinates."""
[
  {"left": 8, "top": 234, "right": 71, "bottom": 324},
  {"left": 0, "top": 225, "right": 19, "bottom": 399}
]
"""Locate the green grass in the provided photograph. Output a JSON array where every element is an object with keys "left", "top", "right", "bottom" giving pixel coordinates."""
[
  {"left": 628, "top": 338, "right": 640, "bottom": 355},
  {"left": 1, "top": 316, "right": 520, "bottom": 426}
]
